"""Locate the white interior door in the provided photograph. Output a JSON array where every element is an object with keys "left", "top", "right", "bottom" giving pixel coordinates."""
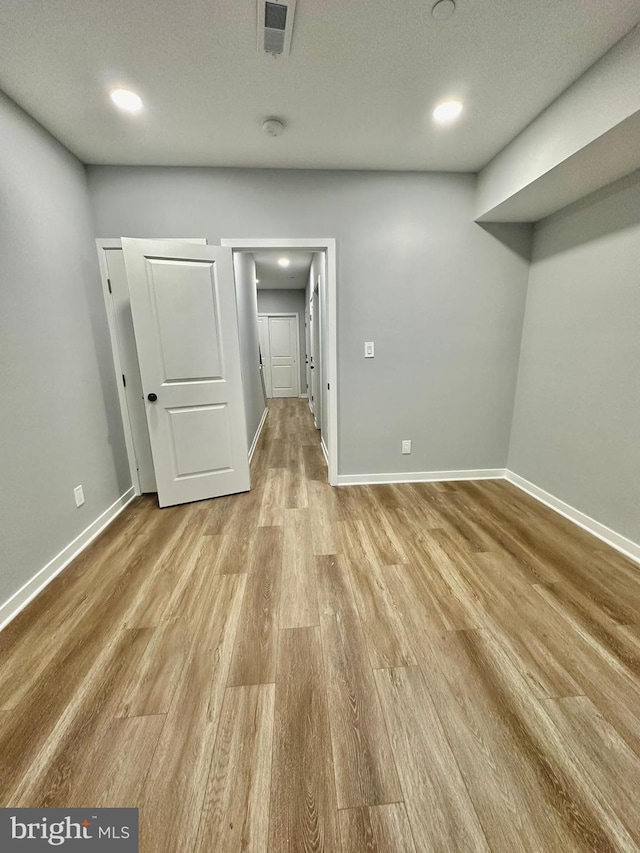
[
  {"left": 104, "top": 248, "right": 157, "bottom": 492},
  {"left": 312, "top": 279, "right": 322, "bottom": 431},
  {"left": 257, "top": 316, "right": 272, "bottom": 397},
  {"left": 304, "top": 306, "right": 311, "bottom": 403},
  {"left": 268, "top": 315, "right": 299, "bottom": 398},
  {"left": 309, "top": 294, "right": 319, "bottom": 424},
  {"left": 122, "top": 239, "right": 250, "bottom": 507}
]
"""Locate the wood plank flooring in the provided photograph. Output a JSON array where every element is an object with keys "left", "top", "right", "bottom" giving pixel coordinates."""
[{"left": 1, "top": 397, "right": 640, "bottom": 851}]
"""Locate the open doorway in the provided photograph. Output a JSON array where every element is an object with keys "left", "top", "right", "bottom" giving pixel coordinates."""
[
  {"left": 222, "top": 238, "right": 337, "bottom": 485},
  {"left": 96, "top": 236, "right": 338, "bottom": 498},
  {"left": 253, "top": 250, "right": 309, "bottom": 400},
  {"left": 95, "top": 237, "right": 208, "bottom": 496}
]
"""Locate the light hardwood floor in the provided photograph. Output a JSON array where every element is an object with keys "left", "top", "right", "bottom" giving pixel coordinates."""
[{"left": 1, "top": 397, "right": 640, "bottom": 851}]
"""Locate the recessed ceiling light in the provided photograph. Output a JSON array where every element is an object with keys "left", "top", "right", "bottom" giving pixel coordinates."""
[
  {"left": 110, "top": 89, "right": 143, "bottom": 113},
  {"left": 433, "top": 99, "right": 463, "bottom": 124},
  {"left": 278, "top": 257, "right": 290, "bottom": 267},
  {"left": 431, "top": 0, "right": 456, "bottom": 21},
  {"left": 255, "top": 278, "right": 260, "bottom": 284}
]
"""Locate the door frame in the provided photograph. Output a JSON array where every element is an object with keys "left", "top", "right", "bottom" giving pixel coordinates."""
[
  {"left": 95, "top": 237, "right": 207, "bottom": 496},
  {"left": 258, "top": 312, "right": 301, "bottom": 399},
  {"left": 222, "top": 238, "right": 338, "bottom": 486}
]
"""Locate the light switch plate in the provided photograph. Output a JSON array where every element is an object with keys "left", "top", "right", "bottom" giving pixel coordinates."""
[{"left": 364, "top": 341, "right": 375, "bottom": 358}]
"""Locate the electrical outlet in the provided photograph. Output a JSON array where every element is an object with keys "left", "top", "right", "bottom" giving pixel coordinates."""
[
  {"left": 401, "top": 440, "right": 412, "bottom": 455},
  {"left": 74, "top": 485, "right": 85, "bottom": 507},
  {"left": 364, "top": 341, "right": 375, "bottom": 358}
]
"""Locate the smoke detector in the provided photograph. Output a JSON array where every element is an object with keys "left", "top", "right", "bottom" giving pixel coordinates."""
[
  {"left": 262, "top": 118, "right": 285, "bottom": 137},
  {"left": 257, "top": 0, "right": 297, "bottom": 56}
]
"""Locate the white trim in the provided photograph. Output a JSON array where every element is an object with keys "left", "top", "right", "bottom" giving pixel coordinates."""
[
  {"left": 337, "top": 469, "right": 506, "bottom": 486},
  {"left": 326, "top": 240, "right": 337, "bottom": 487},
  {"left": 299, "top": 393, "right": 308, "bottom": 399},
  {"left": 95, "top": 238, "right": 208, "bottom": 496},
  {"left": 222, "top": 237, "right": 338, "bottom": 487},
  {"left": 0, "top": 488, "right": 136, "bottom": 633},
  {"left": 249, "top": 407, "right": 269, "bottom": 463},
  {"left": 257, "top": 311, "right": 301, "bottom": 398},
  {"left": 321, "top": 437, "right": 329, "bottom": 466},
  {"left": 505, "top": 470, "right": 640, "bottom": 565}
]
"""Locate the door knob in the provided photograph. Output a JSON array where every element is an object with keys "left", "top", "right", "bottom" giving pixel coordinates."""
[{"left": 147, "top": 392, "right": 158, "bottom": 402}]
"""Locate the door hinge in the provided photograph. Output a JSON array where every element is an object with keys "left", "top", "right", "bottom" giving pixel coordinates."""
[
  {"left": 107, "top": 278, "right": 112, "bottom": 294},
  {"left": 122, "top": 374, "right": 127, "bottom": 387},
  {"left": 327, "top": 382, "right": 330, "bottom": 390}
]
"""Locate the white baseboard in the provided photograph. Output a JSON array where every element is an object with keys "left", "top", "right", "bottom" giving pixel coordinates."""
[
  {"left": 299, "top": 393, "right": 308, "bottom": 399},
  {"left": 248, "top": 407, "right": 269, "bottom": 463},
  {"left": 0, "top": 487, "right": 136, "bottom": 633},
  {"left": 505, "top": 470, "right": 640, "bottom": 565},
  {"left": 336, "top": 468, "right": 506, "bottom": 487},
  {"left": 321, "top": 437, "right": 329, "bottom": 466},
  {"left": 335, "top": 465, "right": 640, "bottom": 565}
]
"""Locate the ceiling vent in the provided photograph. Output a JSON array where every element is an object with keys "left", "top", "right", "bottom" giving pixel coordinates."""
[{"left": 258, "top": 0, "right": 296, "bottom": 57}]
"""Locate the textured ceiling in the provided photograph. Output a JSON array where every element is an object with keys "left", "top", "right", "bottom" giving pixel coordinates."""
[
  {"left": 0, "top": 0, "right": 638, "bottom": 170},
  {"left": 253, "top": 250, "right": 312, "bottom": 289}
]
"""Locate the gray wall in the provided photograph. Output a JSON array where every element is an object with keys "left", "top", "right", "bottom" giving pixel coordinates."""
[
  {"left": 508, "top": 171, "right": 640, "bottom": 545},
  {"left": 509, "top": 172, "right": 640, "bottom": 542},
  {"left": 0, "top": 93, "right": 130, "bottom": 608},
  {"left": 88, "top": 166, "right": 532, "bottom": 475},
  {"left": 257, "top": 288, "right": 306, "bottom": 393},
  {"left": 234, "top": 252, "right": 266, "bottom": 447}
]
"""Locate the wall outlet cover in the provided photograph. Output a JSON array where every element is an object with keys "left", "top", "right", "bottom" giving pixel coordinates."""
[
  {"left": 401, "top": 439, "right": 412, "bottom": 455},
  {"left": 74, "top": 485, "right": 85, "bottom": 507}
]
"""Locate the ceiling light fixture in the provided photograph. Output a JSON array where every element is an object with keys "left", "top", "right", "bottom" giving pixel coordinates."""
[
  {"left": 433, "top": 99, "right": 463, "bottom": 124},
  {"left": 110, "top": 88, "right": 143, "bottom": 113},
  {"left": 278, "top": 257, "right": 290, "bottom": 267},
  {"left": 431, "top": 0, "right": 456, "bottom": 21}
]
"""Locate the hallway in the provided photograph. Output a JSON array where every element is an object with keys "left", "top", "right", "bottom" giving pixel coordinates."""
[{"left": 1, "top": 398, "right": 640, "bottom": 851}]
